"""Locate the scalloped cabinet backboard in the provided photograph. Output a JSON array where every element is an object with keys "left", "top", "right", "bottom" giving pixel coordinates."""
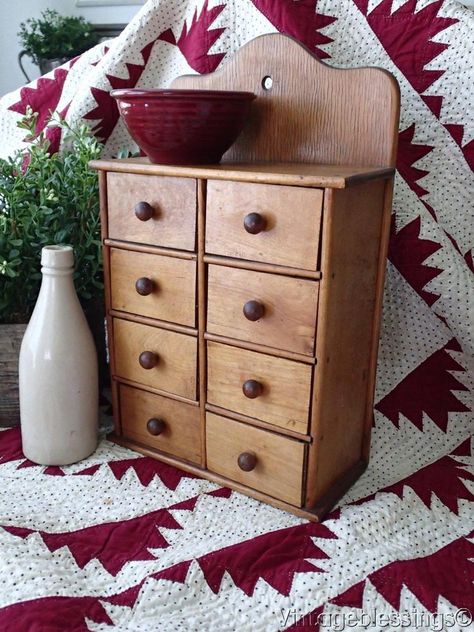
[{"left": 172, "top": 34, "right": 400, "bottom": 168}]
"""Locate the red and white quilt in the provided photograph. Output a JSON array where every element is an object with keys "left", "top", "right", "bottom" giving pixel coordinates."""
[{"left": 0, "top": 1, "right": 473, "bottom": 629}]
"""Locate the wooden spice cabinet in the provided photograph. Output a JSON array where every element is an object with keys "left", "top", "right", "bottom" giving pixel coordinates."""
[
  {"left": 91, "top": 34, "right": 400, "bottom": 520},
  {"left": 91, "top": 160, "right": 394, "bottom": 520}
]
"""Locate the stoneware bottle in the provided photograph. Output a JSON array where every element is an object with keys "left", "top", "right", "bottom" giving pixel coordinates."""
[{"left": 19, "top": 245, "right": 98, "bottom": 465}]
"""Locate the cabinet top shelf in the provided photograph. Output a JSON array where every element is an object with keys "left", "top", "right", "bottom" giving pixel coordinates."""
[{"left": 90, "top": 157, "right": 394, "bottom": 189}]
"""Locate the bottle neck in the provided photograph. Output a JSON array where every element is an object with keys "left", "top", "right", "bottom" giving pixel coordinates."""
[
  {"left": 41, "top": 265, "right": 75, "bottom": 278},
  {"left": 37, "top": 265, "right": 78, "bottom": 306}
]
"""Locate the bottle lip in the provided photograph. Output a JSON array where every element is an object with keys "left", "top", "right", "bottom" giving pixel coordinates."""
[{"left": 41, "top": 245, "right": 74, "bottom": 269}]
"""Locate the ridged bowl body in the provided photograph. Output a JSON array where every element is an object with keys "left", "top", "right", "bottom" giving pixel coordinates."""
[{"left": 111, "top": 89, "right": 256, "bottom": 165}]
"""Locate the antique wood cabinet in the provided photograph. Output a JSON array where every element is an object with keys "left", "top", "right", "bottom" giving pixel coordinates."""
[{"left": 91, "top": 34, "right": 400, "bottom": 520}]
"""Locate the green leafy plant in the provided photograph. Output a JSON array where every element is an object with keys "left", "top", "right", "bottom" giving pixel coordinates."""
[
  {"left": 18, "top": 9, "right": 99, "bottom": 64},
  {"left": 0, "top": 109, "right": 103, "bottom": 324}
]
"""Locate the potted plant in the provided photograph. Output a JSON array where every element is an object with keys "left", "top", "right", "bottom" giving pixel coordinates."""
[
  {"left": 18, "top": 9, "right": 99, "bottom": 81},
  {"left": 0, "top": 109, "right": 105, "bottom": 425}
]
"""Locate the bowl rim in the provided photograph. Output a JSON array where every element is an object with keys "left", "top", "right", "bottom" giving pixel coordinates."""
[{"left": 110, "top": 88, "right": 257, "bottom": 101}]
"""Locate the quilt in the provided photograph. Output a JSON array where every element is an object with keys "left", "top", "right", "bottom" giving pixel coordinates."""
[{"left": 0, "top": 1, "right": 473, "bottom": 630}]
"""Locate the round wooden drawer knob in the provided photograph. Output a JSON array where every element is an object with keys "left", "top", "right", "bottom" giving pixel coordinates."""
[
  {"left": 242, "top": 379, "right": 263, "bottom": 399},
  {"left": 244, "top": 212, "right": 266, "bottom": 235},
  {"left": 243, "top": 300, "right": 265, "bottom": 321},
  {"left": 138, "top": 351, "right": 159, "bottom": 369},
  {"left": 146, "top": 417, "right": 166, "bottom": 435},
  {"left": 135, "top": 277, "right": 155, "bottom": 296},
  {"left": 134, "top": 201, "right": 154, "bottom": 221},
  {"left": 237, "top": 451, "right": 257, "bottom": 472}
]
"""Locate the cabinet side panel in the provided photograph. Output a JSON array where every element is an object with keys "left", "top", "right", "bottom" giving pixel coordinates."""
[
  {"left": 99, "top": 170, "right": 122, "bottom": 436},
  {"left": 197, "top": 180, "right": 207, "bottom": 467},
  {"left": 362, "top": 179, "right": 394, "bottom": 460},
  {"left": 305, "top": 180, "right": 388, "bottom": 506}
]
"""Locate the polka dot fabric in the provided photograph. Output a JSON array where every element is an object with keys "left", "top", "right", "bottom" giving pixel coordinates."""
[{"left": 0, "top": 0, "right": 473, "bottom": 629}]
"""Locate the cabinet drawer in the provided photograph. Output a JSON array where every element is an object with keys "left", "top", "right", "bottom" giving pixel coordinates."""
[
  {"left": 206, "top": 413, "right": 305, "bottom": 505},
  {"left": 107, "top": 173, "right": 196, "bottom": 251},
  {"left": 110, "top": 248, "right": 196, "bottom": 327},
  {"left": 119, "top": 384, "right": 201, "bottom": 463},
  {"left": 113, "top": 318, "right": 197, "bottom": 400},
  {"left": 207, "top": 342, "right": 312, "bottom": 434},
  {"left": 207, "top": 265, "right": 319, "bottom": 356},
  {"left": 206, "top": 180, "right": 323, "bottom": 270}
]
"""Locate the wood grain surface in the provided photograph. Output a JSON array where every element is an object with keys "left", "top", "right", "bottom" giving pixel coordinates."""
[
  {"left": 113, "top": 318, "right": 197, "bottom": 400},
  {"left": 119, "top": 383, "right": 201, "bottom": 463},
  {"left": 207, "top": 341, "right": 312, "bottom": 434},
  {"left": 91, "top": 159, "right": 394, "bottom": 189},
  {"left": 206, "top": 180, "right": 322, "bottom": 270},
  {"left": 0, "top": 324, "right": 27, "bottom": 427},
  {"left": 203, "top": 254, "right": 321, "bottom": 280},
  {"left": 305, "top": 180, "right": 387, "bottom": 506},
  {"left": 206, "top": 412, "right": 306, "bottom": 506},
  {"left": 197, "top": 179, "right": 208, "bottom": 467},
  {"left": 110, "top": 248, "right": 196, "bottom": 327},
  {"left": 107, "top": 172, "right": 197, "bottom": 251},
  {"left": 207, "top": 265, "right": 319, "bottom": 356},
  {"left": 172, "top": 34, "right": 400, "bottom": 168}
]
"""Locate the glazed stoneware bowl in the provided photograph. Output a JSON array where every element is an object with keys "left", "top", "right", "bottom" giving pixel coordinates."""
[{"left": 111, "top": 88, "right": 256, "bottom": 165}]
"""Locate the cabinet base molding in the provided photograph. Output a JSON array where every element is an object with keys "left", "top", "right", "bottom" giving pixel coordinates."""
[{"left": 109, "top": 433, "right": 367, "bottom": 522}]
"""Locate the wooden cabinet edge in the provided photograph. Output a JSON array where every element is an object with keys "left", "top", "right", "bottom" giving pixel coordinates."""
[
  {"left": 203, "top": 254, "right": 322, "bottom": 279},
  {"left": 307, "top": 459, "right": 368, "bottom": 518},
  {"left": 89, "top": 160, "right": 394, "bottom": 189},
  {"left": 205, "top": 403, "right": 312, "bottom": 442},
  {"left": 104, "top": 239, "right": 197, "bottom": 259},
  {"left": 113, "top": 377, "right": 200, "bottom": 407},
  {"left": 305, "top": 180, "right": 389, "bottom": 507},
  {"left": 204, "top": 333, "right": 317, "bottom": 365},
  {"left": 361, "top": 178, "right": 394, "bottom": 460},
  {"left": 99, "top": 172, "right": 121, "bottom": 437},
  {"left": 109, "top": 309, "right": 198, "bottom": 337},
  {"left": 197, "top": 179, "right": 208, "bottom": 468}
]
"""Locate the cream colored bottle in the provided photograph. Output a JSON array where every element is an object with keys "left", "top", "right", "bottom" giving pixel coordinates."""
[{"left": 19, "top": 245, "right": 98, "bottom": 465}]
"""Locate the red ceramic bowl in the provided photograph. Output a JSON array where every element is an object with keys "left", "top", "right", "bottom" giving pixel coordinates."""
[{"left": 111, "top": 88, "right": 256, "bottom": 165}]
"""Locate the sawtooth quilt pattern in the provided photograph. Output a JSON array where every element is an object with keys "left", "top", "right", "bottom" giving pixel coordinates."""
[{"left": 0, "top": 0, "right": 473, "bottom": 629}]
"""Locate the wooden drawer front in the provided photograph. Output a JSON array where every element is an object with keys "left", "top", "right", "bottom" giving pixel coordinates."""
[
  {"left": 206, "top": 413, "right": 305, "bottom": 505},
  {"left": 110, "top": 248, "right": 196, "bottom": 327},
  {"left": 113, "top": 318, "right": 197, "bottom": 400},
  {"left": 207, "top": 266, "right": 319, "bottom": 356},
  {"left": 207, "top": 342, "right": 312, "bottom": 434},
  {"left": 119, "top": 384, "right": 201, "bottom": 463},
  {"left": 107, "top": 173, "right": 196, "bottom": 251},
  {"left": 206, "top": 180, "right": 323, "bottom": 270}
]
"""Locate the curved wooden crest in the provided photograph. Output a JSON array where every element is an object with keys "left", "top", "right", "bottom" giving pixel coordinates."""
[{"left": 172, "top": 34, "right": 400, "bottom": 168}]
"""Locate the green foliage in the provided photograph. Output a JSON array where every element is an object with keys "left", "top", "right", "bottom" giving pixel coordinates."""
[
  {"left": 18, "top": 9, "right": 99, "bottom": 64},
  {"left": 0, "top": 109, "right": 104, "bottom": 324}
]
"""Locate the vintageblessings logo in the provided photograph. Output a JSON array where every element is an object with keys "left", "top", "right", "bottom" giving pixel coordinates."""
[{"left": 280, "top": 607, "right": 473, "bottom": 630}]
